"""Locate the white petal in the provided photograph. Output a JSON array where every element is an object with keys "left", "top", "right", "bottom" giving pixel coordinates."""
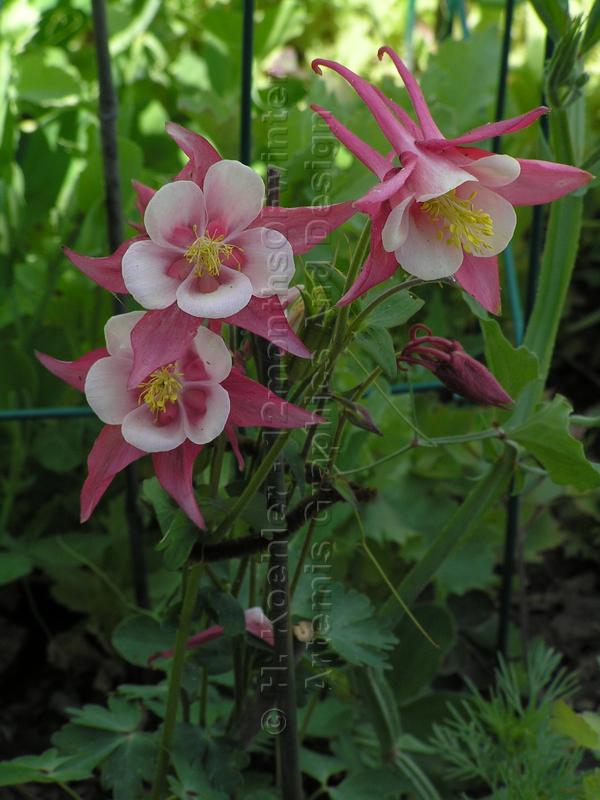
[
  {"left": 144, "top": 181, "right": 207, "bottom": 250},
  {"left": 182, "top": 384, "right": 231, "bottom": 445},
  {"left": 104, "top": 311, "right": 146, "bottom": 357},
  {"left": 191, "top": 326, "right": 232, "bottom": 383},
  {"left": 381, "top": 195, "right": 414, "bottom": 252},
  {"left": 121, "top": 403, "right": 186, "bottom": 453},
  {"left": 396, "top": 212, "right": 464, "bottom": 280},
  {"left": 204, "top": 160, "right": 264, "bottom": 236},
  {"left": 410, "top": 150, "right": 473, "bottom": 202},
  {"left": 465, "top": 154, "right": 521, "bottom": 188},
  {"left": 176, "top": 266, "right": 253, "bottom": 319},
  {"left": 464, "top": 184, "right": 517, "bottom": 256},
  {"left": 229, "top": 227, "right": 294, "bottom": 296},
  {"left": 85, "top": 356, "right": 137, "bottom": 424},
  {"left": 122, "top": 240, "right": 180, "bottom": 309}
]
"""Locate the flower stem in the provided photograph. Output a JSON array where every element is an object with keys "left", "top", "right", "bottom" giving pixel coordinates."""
[
  {"left": 150, "top": 562, "right": 203, "bottom": 800},
  {"left": 348, "top": 278, "right": 424, "bottom": 335}
]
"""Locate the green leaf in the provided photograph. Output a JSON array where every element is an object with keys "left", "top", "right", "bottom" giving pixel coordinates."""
[
  {"left": 582, "top": 0, "right": 600, "bottom": 53},
  {"left": 142, "top": 477, "right": 176, "bottom": 534},
  {"left": 389, "top": 605, "right": 456, "bottom": 704},
  {"left": 365, "top": 291, "right": 424, "bottom": 330},
  {"left": 0, "top": 551, "right": 32, "bottom": 585},
  {"left": 67, "top": 697, "right": 142, "bottom": 733},
  {"left": 325, "top": 583, "right": 397, "bottom": 668},
  {"left": 354, "top": 327, "right": 397, "bottom": 381},
  {"left": 529, "top": 0, "right": 570, "bottom": 39},
  {"left": 112, "top": 615, "right": 177, "bottom": 667},
  {"left": 205, "top": 591, "right": 245, "bottom": 637},
  {"left": 101, "top": 731, "right": 157, "bottom": 800},
  {"left": 32, "top": 421, "right": 85, "bottom": 473},
  {"left": 157, "top": 510, "right": 197, "bottom": 570},
  {"left": 508, "top": 396, "right": 600, "bottom": 491},
  {"left": 481, "top": 319, "right": 539, "bottom": 399},
  {"left": 300, "top": 748, "right": 346, "bottom": 784},
  {"left": 551, "top": 701, "right": 600, "bottom": 749},
  {"left": 17, "top": 52, "right": 80, "bottom": 107},
  {"left": 329, "top": 768, "right": 406, "bottom": 800},
  {"left": 583, "top": 770, "right": 600, "bottom": 800},
  {"left": 0, "top": 749, "right": 94, "bottom": 787}
]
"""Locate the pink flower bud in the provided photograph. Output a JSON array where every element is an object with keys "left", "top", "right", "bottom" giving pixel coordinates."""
[{"left": 398, "top": 324, "right": 512, "bottom": 408}]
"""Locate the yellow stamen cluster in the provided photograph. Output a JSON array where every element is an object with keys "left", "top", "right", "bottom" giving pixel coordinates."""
[
  {"left": 184, "top": 226, "right": 240, "bottom": 277},
  {"left": 421, "top": 189, "right": 494, "bottom": 255},
  {"left": 138, "top": 363, "right": 184, "bottom": 417}
]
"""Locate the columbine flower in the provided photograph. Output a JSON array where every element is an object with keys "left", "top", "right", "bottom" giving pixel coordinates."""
[
  {"left": 36, "top": 313, "right": 320, "bottom": 527},
  {"left": 65, "top": 123, "right": 356, "bottom": 380},
  {"left": 148, "top": 607, "right": 274, "bottom": 664},
  {"left": 398, "top": 324, "right": 512, "bottom": 407},
  {"left": 312, "top": 47, "right": 592, "bottom": 312}
]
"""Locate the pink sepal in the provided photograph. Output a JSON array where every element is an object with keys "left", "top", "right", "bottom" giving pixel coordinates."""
[
  {"left": 254, "top": 201, "right": 355, "bottom": 256},
  {"left": 165, "top": 122, "right": 221, "bottom": 186},
  {"left": 80, "top": 425, "right": 144, "bottom": 522},
  {"left": 132, "top": 180, "right": 155, "bottom": 218},
  {"left": 128, "top": 304, "right": 202, "bottom": 389},
  {"left": 337, "top": 209, "right": 399, "bottom": 306},
  {"left": 354, "top": 159, "right": 415, "bottom": 213},
  {"left": 223, "top": 368, "right": 323, "bottom": 429},
  {"left": 224, "top": 296, "right": 311, "bottom": 359},
  {"left": 64, "top": 238, "right": 145, "bottom": 293},
  {"left": 495, "top": 159, "right": 593, "bottom": 206},
  {"left": 455, "top": 254, "right": 501, "bottom": 315},
  {"left": 152, "top": 441, "right": 204, "bottom": 528},
  {"left": 35, "top": 348, "right": 108, "bottom": 392}
]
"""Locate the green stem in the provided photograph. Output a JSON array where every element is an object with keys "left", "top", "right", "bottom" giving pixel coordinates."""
[
  {"left": 57, "top": 782, "right": 84, "bottom": 800},
  {"left": 211, "top": 431, "right": 292, "bottom": 539},
  {"left": 349, "top": 278, "right": 424, "bottom": 335},
  {"left": 151, "top": 562, "right": 203, "bottom": 800},
  {"left": 330, "top": 219, "right": 371, "bottom": 350},
  {"left": 209, "top": 433, "right": 226, "bottom": 496}
]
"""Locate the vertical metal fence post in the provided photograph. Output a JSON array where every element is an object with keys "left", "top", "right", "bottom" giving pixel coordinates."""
[{"left": 91, "top": 0, "right": 149, "bottom": 609}]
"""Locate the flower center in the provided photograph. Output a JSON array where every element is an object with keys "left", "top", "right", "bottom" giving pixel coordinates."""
[
  {"left": 184, "top": 227, "right": 241, "bottom": 277},
  {"left": 421, "top": 189, "right": 494, "bottom": 255},
  {"left": 138, "top": 363, "right": 184, "bottom": 417}
]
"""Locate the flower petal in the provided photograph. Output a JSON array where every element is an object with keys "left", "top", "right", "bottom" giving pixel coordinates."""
[
  {"left": 382, "top": 195, "right": 413, "bottom": 252},
  {"left": 166, "top": 122, "right": 221, "bottom": 186},
  {"left": 122, "top": 403, "right": 186, "bottom": 452},
  {"left": 35, "top": 348, "right": 108, "bottom": 392},
  {"left": 462, "top": 184, "right": 516, "bottom": 257},
  {"left": 253, "top": 201, "right": 355, "bottom": 256},
  {"left": 132, "top": 180, "right": 156, "bottom": 219},
  {"left": 144, "top": 180, "right": 207, "bottom": 250},
  {"left": 64, "top": 238, "right": 143, "bottom": 293},
  {"left": 182, "top": 384, "right": 230, "bottom": 444},
  {"left": 128, "top": 304, "right": 201, "bottom": 389},
  {"left": 104, "top": 310, "right": 146, "bottom": 358},
  {"left": 420, "top": 107, "right": 549, "bottom": 149},
  {"left": 372, "top": 84, "right": 423, "bottom": 139},
  {"left": 85, "top": 356, "right": 137, "bottom": 424},
  {"left": 312, "top": 58, "right": 413, "bottom": 153},
  {"left": 311, "top": 104, "right": 392, "bottom": 180},
  {"left": 122, "top": 240, "right": 180, "bottom": 309},
  {"left": 223, "top": 368, "right": 321, "bottom": 428},
  {"left": 377, "top": 47, "right": 443, "bottom": 139},
  {"left": 176, "top": 266, "right": 253, "bottom": 319},
  {"left": 230, "top": 227, "right": 294, "bottom": 296},
  {"left": 455, "top": 254, "right": 501, "bottom": 314},
  {"left": 225, "top": 295, "right": 311, "bottom": 358},
  {"left": 494, "top": 158, "right": 593, "bottom": 206},
  {"left": 225, "top": 422, "right": 244, "bottom": 470},
  {"left": 203, "top": 160, "right": 264, "bottom": 236},
  {"left": 81, "top": 426, "right": 144, "bottom": 522},
  {"left": 396, "top": 209, "right": 464, "bottom": 279},
  {"left": 464, "top": 154, "right": 521, "bottom": 188},
  {"left": 153, "top": 441, "right": 204, "bottom": 528},
  {"left": 190, "top": 325, "right": 232, "bottom": 383}
]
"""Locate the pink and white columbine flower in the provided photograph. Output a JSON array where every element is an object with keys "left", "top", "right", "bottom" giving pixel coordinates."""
[
  {"left": 122, "top": 163, "right": 295, "bottom": 320},
  {"left": 36, "top": 313, "right": 320, "bottom": 528},
  {"left": 312, "top": 47, "right": 593, "bottom": 312},
  {"left": 64, "top": 123, "right": 356, "bottom": 382}
]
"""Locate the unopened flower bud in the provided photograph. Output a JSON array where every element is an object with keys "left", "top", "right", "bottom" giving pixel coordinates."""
[{"left": 398, "top": 324, "right": 512, "bottom": 408}]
